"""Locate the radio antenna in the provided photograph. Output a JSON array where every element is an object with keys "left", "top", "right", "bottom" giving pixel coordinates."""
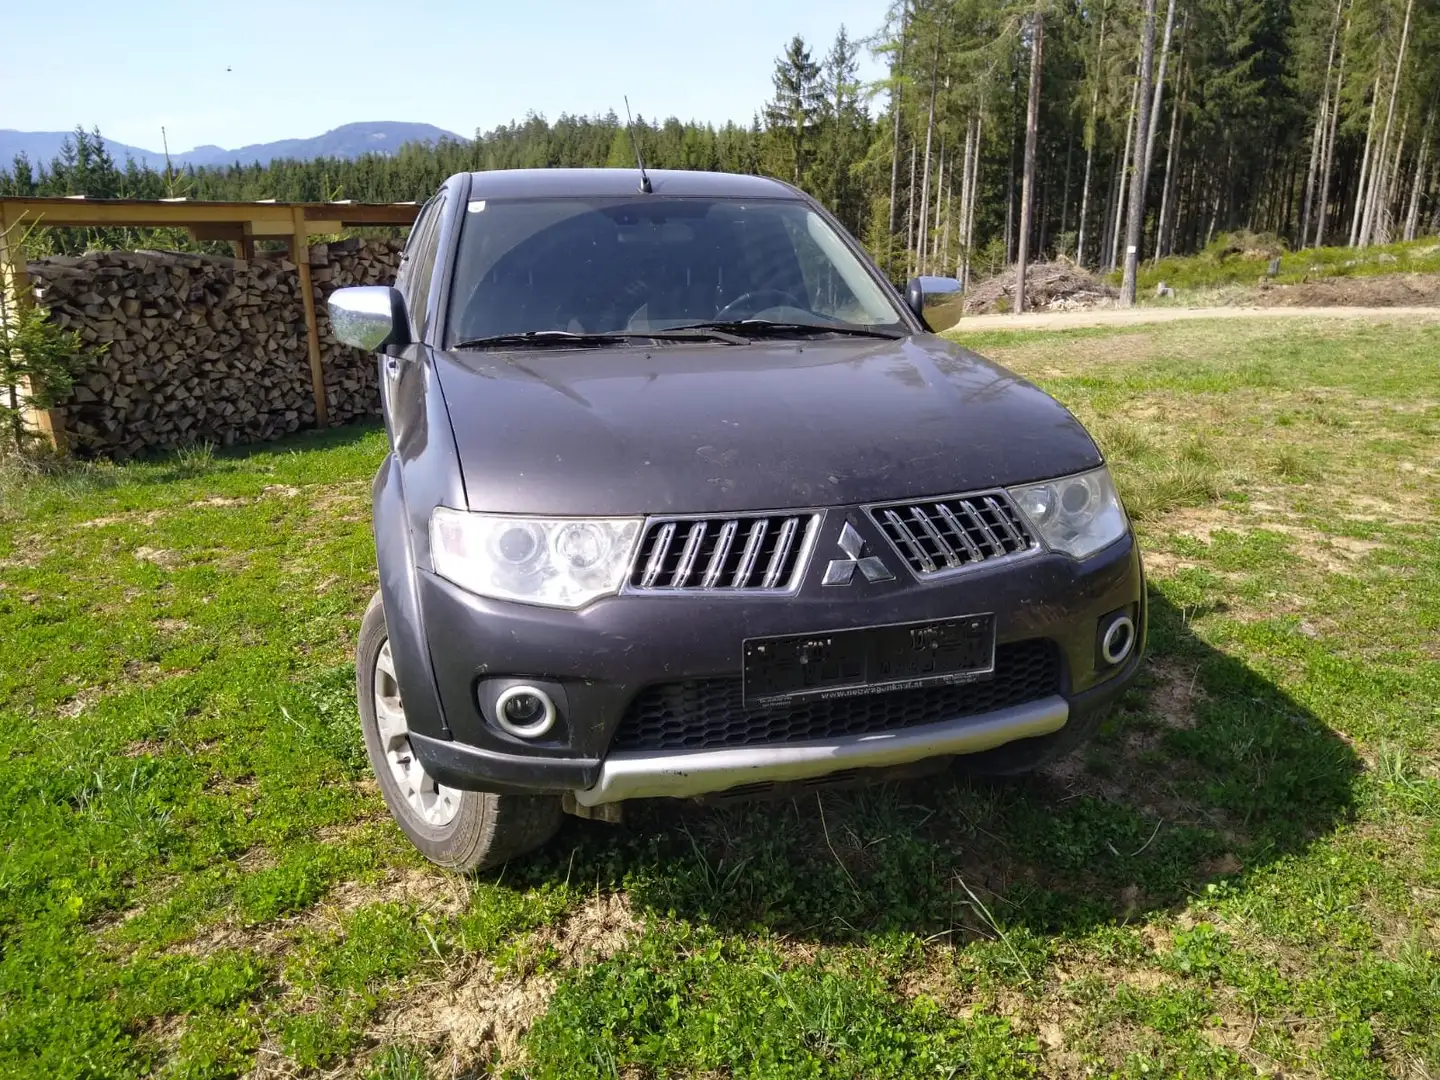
[{"left": 623, "top": 96, "right": 653, "bottom": 194}]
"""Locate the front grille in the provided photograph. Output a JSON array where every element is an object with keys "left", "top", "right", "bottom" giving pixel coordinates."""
[
  {"left": 868, "top": 492, "right": 1036, "bottom": 577},
  {"left": 627, "top": 514, "right": 818, "bottom": 592},
  {"left": 611, "top": 639, "right": 1061, "bottom": 751}
]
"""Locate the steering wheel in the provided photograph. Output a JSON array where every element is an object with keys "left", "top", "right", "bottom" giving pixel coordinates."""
[{"left": 715, "top": 289, "right": 803, "bottom": 321}]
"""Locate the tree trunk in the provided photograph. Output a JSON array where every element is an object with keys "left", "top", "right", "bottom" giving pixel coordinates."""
[
  {"left": 963, "top": 114, "right": 983, "bottom": 288},
  {"left": 1155, "top": 59, "right": 1186, "bottom": 261},
  {"left": 1076, "top": 2, "right": 1108, "bottom": 267},
  {"left": 1360, "top": 0, "right": 1414, "bottom": 247},
  {"left": 916, "top": 34, "right": 943, "bottom": 278},
  {"left": 1143, "top": 0, "right": 1177, "bottom": 182},
  {"left": 887, "top": 1, "right": 910, "bottom": 270},
  {"left": 1015, "top": 12, "right": 1045, "bottom": 313},
  {"left": 942, "top": 166, "right": 954, "bottom": 273},
  {"left": 1058, "top": 127, "right": 1076, "bottom": 255},
  {"left": 1379, "top": 114, "right": 1408, "bottom": 243},
  {"left": 1315, "top": 21, "right": 1349, "bottom": 247},
  {"left": 1350, "top": 73, "right": 1381, "bottom": 246},
  {"left": 1006, "top": 83, "right": 1019, "bottom": 265},
  {"left": 906, "top": 140, "right": 918, "bottom": 278},
  {"left": 1404, "top": 109, "right": 1433, "bottom": 241},
  {"left": 1110, "top": 63, "right": 1141, "bottom": 271},
  {"left": 931, "top": 141, "right": 947, "bottom": 273},
  {"left": 1301, "top": 0, "right": 1346, "bottom": 248},
  {"left": 958, "top": 114, "right": 975, "bottom": 280},
  {"left": 1121, "top": 0, "right": 1158, "bottom": 305}
]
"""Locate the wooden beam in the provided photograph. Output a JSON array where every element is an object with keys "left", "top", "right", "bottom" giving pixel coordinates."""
[
  {"left": 291, "top": 207, "right": 328, "bottom": 428},
  {"left": 0, "top": 207, "right": 64, "bottom": 451},
  {"left": 0, "top": 197, "right": 420, "bottom": 232}
]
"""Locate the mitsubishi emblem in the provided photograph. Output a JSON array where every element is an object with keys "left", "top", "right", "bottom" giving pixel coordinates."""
[{"left": 822, "top": 522, "right": 895, "bottom": 586}]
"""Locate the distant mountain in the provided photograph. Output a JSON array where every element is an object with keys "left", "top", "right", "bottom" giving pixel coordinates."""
[{"left": 0, "top": 122, "right": 465, "bottom": 172}]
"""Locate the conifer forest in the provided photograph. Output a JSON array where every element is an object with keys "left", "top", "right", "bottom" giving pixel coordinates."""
[{"left": 4, "top": 0, "right": 1438, "bottom": 304}]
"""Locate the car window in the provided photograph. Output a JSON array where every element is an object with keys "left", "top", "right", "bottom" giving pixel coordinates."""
[
  {"left": 394, "top": 198, "right": 435, "bottom": 306},
  {"left": 446, "top": 197, "right": 903, "bottom": 343}
]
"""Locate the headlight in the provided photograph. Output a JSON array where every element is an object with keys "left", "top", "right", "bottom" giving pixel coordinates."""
[
  {"left": 1008, "top": 466, "right": 1128, "bottom": 559},
  {"left": 430, "top": 509, "right": 642, "bottom": 608}
]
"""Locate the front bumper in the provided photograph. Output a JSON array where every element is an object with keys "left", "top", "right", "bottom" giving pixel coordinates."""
[{"left": 401, "top": 529, "right": 1145, "bottom": 799}]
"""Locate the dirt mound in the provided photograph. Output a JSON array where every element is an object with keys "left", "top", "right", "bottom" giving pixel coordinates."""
[
  {"left": 1253, "top": 273, "right": 1440, "bottom": 308},
  {"left": 963, "top": 260, "right": 1117, "bottom": 315}
]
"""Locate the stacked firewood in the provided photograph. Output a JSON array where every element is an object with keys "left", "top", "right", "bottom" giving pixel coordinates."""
[{"left": 25, "top": 239, "right": 402, "bottom": 458}]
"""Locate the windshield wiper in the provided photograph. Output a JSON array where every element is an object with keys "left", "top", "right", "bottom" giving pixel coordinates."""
[
  {"left": 666, "top": 319, "right": 905, "bottom": 341},
  {"left": 451, "top": 327, "right": 748, "bottom": 350}
]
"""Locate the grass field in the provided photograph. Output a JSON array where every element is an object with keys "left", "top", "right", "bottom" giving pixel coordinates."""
[
  {"left": 2, "top": 317, "right": 1438, "bottom": 1079},
  {"left": 1110, "top": 232, "right": 1440, "bottom": 299}
]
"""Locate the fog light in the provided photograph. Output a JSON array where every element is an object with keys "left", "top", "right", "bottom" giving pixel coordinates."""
[
  {"left": 493, "top": 685, "right": 557, "bottom": 739},
  {"left": 1100, "top": 614, "right": 1137, "bottom": 666}
]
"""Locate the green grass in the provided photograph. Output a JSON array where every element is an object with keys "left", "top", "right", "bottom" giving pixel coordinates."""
[
  {"left": 3, "top": 315, "right": 1440, "bottom": 1077},
  {"left": 1104, "top": 230, "right": 1440, "bottom": 296}
]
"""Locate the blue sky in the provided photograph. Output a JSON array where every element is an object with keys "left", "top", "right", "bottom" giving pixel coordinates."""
[{"left": 2, "top": 0, "right": 889, "bottom": 153}]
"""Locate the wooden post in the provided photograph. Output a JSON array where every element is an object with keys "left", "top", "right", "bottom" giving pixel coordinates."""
[
  {"left": 290, "top": 208, "right": 328, "bottom": 428},
  {"left": 0, "top": 207, "right": 65, "bottom": 451}
]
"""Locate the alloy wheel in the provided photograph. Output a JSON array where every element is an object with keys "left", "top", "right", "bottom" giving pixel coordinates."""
[{"left": 373, "top": 641, "right": 460, "bottom": 827}]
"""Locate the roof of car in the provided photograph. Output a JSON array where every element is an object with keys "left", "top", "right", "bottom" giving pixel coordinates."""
[{"left": 461, "top": 168, "right": 801, "bottom": 200}]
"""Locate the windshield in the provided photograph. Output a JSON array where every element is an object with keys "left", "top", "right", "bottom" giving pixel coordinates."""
[{"left": 445, "top": 197, "right": 906, "bottom": 344}]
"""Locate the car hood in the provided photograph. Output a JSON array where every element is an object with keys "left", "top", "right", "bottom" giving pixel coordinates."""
[{"left": 432, "top": 335, "right": 1101, "bottom": 516}]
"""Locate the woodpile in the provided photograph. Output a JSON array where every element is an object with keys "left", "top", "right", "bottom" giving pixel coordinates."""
[
  {"left": 25, "top": 239, "right": 402, "bottom": 458},
  {"left": 309, "top": 238, "right": 405, "bottom": 427}
]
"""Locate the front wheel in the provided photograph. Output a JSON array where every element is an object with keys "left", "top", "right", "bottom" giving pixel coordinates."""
[{"left": 356, "top": 591, "right": 562, "bottom": 872}]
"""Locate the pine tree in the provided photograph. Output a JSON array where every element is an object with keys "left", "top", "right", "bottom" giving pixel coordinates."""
[{"left": 763, "top": 36, "right": 824, "bottom": 184}]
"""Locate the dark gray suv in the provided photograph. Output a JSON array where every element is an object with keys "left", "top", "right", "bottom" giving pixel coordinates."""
[{"left": 329, "top": 168, "right": 1145, "bottom": 871}]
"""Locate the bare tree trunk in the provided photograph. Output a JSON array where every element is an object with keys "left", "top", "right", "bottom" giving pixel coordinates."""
[
  {"left": 957, "top": 114, "right": 975, "bottom": 280},
  {"left": 1301, "top": 0, "right": 1346, "bottom": 248},
  {"left": 1379, "top": 114, "right": 1408, "bottom": 244},
  {"left": 963, "top": 114, "right": 983, "bottom": 287},
  {"left": 1155, "top": 60, "right": 1186, "bottom": 262},
  {"left": 1058, "top": 127, "right": 1076, "bottom": 255},
  {"left": 942, "top": 166, "right": 954, "bottom": 272},
  {"left": 1143, "top": 0, "right": 1177, "bottom": 181},
  {"left": 1360, "top": 0, "right": 1414, "bottom": 247},
  {"left": 1110, "top": 67, "right": 1141, "bottom": 271},
  {"left": 1350, "top": 73, "right": 1382, "bottom": 246},
  {"left": 916, "top": 33, "right": 943, "bottom": 278},
  {"left": 906, "top": 140, "right": 918, "bottom": 278},
  {"left": 1005, "top": 86, "right": 1019, "bottom": 265},
  {"left": 1315, "top": 20, "right": 1349, "bottom": 247},
  {"left": 1121, "top": 0, "right": 1158, "bottom": 305},
  {"left": 886, "top": 1, "right": 910, "bottom": 264},
  {"left": 1015, "top": 12, "right": 1045, "bottom": 313},
  {"left": 1076, "top": 3, "right": 1108, "bottom": 268},
  {"left": 1404, "top": 109, "right": 1433, "bottom": 241},
  {"left": 931, "top": 141, "right": 947, "bottom": 273}
]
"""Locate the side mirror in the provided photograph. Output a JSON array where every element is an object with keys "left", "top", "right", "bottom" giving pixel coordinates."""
[
  {"left": 904, "top": 276, "right": 965, "bottom": 333},
  {"left": 328, "top": 286, "right": 412, "bottom": 351}
]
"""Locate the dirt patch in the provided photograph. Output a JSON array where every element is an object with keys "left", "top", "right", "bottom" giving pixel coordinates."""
[
  {"left": 369, "top": 893, "right": 638, "bottom": 1073},
  {"left": 1255, "top": 272, "right": 1440, "bottom": 308},
  {"left": 1147, "top": 661, "right": 1203, "bottom": 731},
  {"left": 134, "top": 546, "right": 181, "bottom": 570},
  {"left": 323, "top": 865, "right": 473, "bottom": 920},
  {"left": 59, "top": 686, "right": 107, "bottom": 720},
  {"left": 964, "top": 260, "right": 1117, "bottom": 315}
]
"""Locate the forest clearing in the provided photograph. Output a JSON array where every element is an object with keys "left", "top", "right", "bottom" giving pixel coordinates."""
[{"left": 3, "top": 315, "right": 1437, "bottom": 1078}]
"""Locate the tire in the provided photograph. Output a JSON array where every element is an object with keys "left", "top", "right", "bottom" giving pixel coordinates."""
[
  {"left": 356, "top": 591, "right": 563, "bottom": 872},
  {"left": 959, "top": 705, "right": 1111, "bottom": 777}
]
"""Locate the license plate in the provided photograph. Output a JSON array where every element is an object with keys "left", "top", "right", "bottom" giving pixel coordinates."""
[{"left": 742, "top": 614, "right": 996, "bottom": 707}]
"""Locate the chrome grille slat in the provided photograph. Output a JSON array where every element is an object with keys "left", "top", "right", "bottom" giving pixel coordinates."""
[
  {"left": 910, "top": 506, "right": 960, "bottom": 569},
  {"left": 762, "top": 518, "right": 800, "bottom": 588},
  {"left": 670, "top": 522, "right": 707, "bottom": 588},
  {"left": 983, "top": 495, "right": 1025, "bottom": 547},
  {"left": 639, "top": 522, "right": 677, "bottom": 588},
  {"left": 936, "top": 504, "right": 985, "bottom": 562},
  {"left": 702, "top": 519, "right": 739, "bottom": 588},
  {"left": 869, "top": 491, "right": 1036, "bottom": 578},
  {"left": 959, "top": 499, "right": 1005, "bottom": 555},
  {"left": 882, "top": 509, "right": 935, "bottom": 573},
  {"left": 629, "top": 514, "right": 816, "bottom": 593},
  {"left": 732, "top": 520, "right": 768, "bottom": 588}
]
